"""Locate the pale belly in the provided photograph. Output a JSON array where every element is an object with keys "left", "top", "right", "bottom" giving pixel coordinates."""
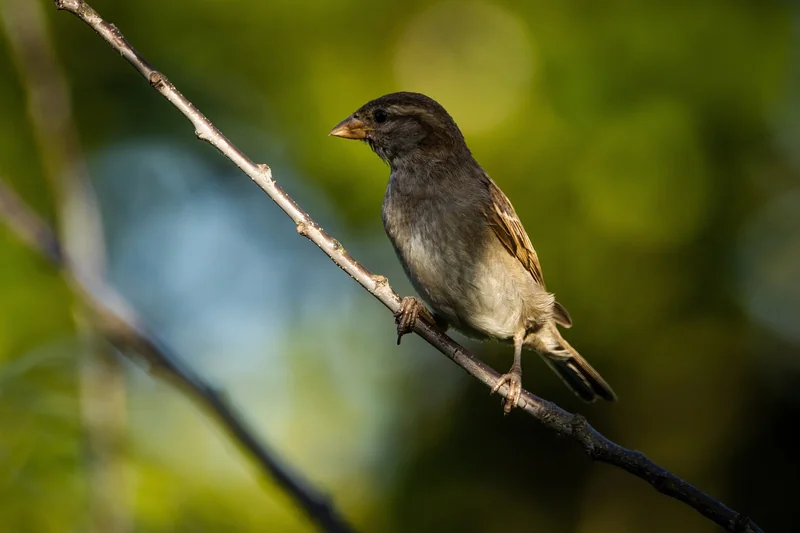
[{"left": 391, "top": 225, "right": 530, "bottom": 341}]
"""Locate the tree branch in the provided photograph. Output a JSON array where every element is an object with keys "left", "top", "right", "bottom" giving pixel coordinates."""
[
  {"left": 45, "top": 1, "right": 762, "bottom": 531},
  {"left": 1, "top": 0, "right": 127, "bottom": 529},
  {"left": 0, "top": 179, "right": 355, "bottom": 533},
  {"left": 0, "top": 175, "right": 355, "bottom": 533}
]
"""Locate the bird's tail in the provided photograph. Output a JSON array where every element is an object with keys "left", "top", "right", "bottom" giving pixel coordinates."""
[{"left": 534, "top": 324, "right": 617, "bottom": 403}]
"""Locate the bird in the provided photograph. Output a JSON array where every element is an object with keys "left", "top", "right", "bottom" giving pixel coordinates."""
[{"left": 329, "top": 92, "right": 616, "bottom": 412}]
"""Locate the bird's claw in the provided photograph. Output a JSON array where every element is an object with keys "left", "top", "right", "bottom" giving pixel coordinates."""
[
  {"left": 394, "top": 296, "right": 432, "bottom": 345},
  {"left": 491, "top": 367, "right": 523, "bottom": 414}
]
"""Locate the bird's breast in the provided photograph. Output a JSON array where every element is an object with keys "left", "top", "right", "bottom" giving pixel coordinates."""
[
  {"left": 382, "top": 176, "right": 519, "bottom": 334},
  {"left": 383, "top": 187, "right": 451, "bottom": 282},
  {"left": 383, "top": 180, "right": 465, "bottom": 303}
]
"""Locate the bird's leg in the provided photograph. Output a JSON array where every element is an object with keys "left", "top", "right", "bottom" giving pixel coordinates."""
[
  {"left": 491, "top": 331, "right": 524, "bottom": 414},
  {"left": 394, "top": 296, "right": 440, "bottom": 345}
]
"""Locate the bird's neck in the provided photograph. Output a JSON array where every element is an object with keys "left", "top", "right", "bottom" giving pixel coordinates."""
[{"left": 388, "top": 149, "right": 481, "bottom": 192}]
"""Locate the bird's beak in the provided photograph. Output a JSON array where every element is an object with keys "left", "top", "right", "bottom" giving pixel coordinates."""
[{"left": 329, "top": 116, "right": 370, "bottom": 140}]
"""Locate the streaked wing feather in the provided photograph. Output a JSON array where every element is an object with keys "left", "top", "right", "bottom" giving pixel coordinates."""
[
  {"left": 485, "top": 179, "right": 574, "bottom": 328},
  {"left": 484, "top": 178, "right": 545, "bottom": 288}
]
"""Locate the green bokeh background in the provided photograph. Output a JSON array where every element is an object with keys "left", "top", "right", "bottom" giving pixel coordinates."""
[{"left": 1, "top": 1, "right": 799, "bottom": 532}]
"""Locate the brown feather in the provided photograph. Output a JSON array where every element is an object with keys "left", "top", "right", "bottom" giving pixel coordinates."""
[
  {"left": 552, "top": 301, "right": 573, "bottom": 328},
  {"left": 484, "top": 178, "right": 545, "bottom": 287},
  {"left": 484, "top": 177, "right": 574, "bottom": 328}
]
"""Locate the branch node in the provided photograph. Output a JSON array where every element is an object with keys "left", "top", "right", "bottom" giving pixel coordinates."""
[
  {"left": 631, "top": 449, "right": 649, "bottom": 465},
  {"left": 371, "top": 274, "right": 388, "bottom": 289},
  {"left": 54, "top": 0, "right": 76, "bottom": 11},
  {"left": 149, "top": 71, "right": 165, "bottom": 89},
  {"left": 256, "top": 164, "right": 273, "bottom": 184},
  {"left": 569, "top": 414, "right": 595, "bottom": 454},
  {"left": 296, "top": 221, "right": 308, "bottom": 236},
  {"left": 733, "top": 513, "right": 754, "bottom": 533},
  {"left": 331, "top": 239, "right": 344, "bottom": 253}
]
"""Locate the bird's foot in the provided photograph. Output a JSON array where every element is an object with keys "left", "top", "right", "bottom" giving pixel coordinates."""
[
  {"left": 491, "top": 365, "right": 523, "bottom": 414},
  {"left": 394, "top": 296, "right": 435, "bottom": 345}
]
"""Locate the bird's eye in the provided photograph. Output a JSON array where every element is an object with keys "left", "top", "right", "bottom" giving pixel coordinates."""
[{"left": 373, "top": 109, "right": 388, "bottom": 123}]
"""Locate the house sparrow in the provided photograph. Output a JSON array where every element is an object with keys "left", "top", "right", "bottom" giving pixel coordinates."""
[{"left": 330, "top": 92, "right": 616, "bottom": 412}]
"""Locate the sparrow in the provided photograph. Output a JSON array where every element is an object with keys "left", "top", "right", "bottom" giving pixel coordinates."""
[{"left": 329, "top": 92, "right": 616, "bottom": 412}]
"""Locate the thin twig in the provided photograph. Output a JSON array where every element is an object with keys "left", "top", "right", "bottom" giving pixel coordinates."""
[
  {"left": 0, "top": 177, "right": 356, "bottom": 533},
  {"left": 48, "top": 1, "right": 763, "bottom": 531}
]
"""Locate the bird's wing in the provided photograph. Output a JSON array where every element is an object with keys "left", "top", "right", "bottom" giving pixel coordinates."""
[
  {"left": 484, "top": 177, "right": 545, "bottom": 287},
  {"left": 484, "top": 177, "right": 573, "bottom": 328}
]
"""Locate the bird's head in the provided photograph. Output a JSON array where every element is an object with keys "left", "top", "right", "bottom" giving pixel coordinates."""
[{"left": 329, "top": 92, "right": 469, "bottom": 164}]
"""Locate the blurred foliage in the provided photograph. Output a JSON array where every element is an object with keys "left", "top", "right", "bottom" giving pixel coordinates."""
[{"left": 1, "top": 0, "right": 799, "bottom": 532}]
